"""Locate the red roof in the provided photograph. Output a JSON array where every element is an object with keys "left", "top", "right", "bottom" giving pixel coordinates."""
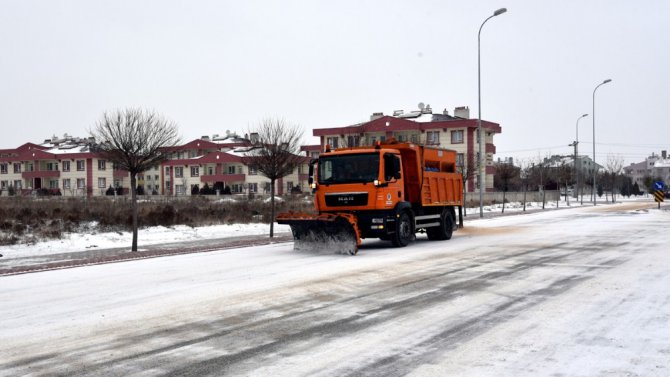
[{"left": 313, "top": 115, "right": 501, "bottom": 136}]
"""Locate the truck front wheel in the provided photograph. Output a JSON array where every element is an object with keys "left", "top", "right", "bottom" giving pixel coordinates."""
[{"left": 392, "top": 211, "right": 414, "bottom": 247}]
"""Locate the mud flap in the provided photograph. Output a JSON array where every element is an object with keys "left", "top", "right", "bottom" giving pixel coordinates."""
[{"left": 276, "top": 212, "right": 362, "bottom": 255}]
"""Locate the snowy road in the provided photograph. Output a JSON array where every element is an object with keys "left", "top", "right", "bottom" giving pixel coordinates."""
[{"left": 1, "top": 202, "right": 669, "bottom": 376}]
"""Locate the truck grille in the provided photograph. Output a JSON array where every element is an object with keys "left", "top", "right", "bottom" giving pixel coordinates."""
[{"left": 325, "top": 192, "right": 368, "bottom": 207}]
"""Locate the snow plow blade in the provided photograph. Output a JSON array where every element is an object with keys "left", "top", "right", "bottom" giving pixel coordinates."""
[{"left": 276, "top": 212, "right": 362, "bottom": 255}]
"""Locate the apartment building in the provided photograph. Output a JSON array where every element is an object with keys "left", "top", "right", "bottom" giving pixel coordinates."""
[
  {"left": 0, "top": 133, "right": 310, "bottom": 197},
  {"left": 157, "top": 134, "right": 310, "bottom": 196},
  {"left": 0, "top": 136, "right": 116, "bottom": 197},
  {"left": 311, "top": 105, "right": 502, "bottom": 192},
  {"left": 624, "top": 151, "right": 670, "bottom": 192}
]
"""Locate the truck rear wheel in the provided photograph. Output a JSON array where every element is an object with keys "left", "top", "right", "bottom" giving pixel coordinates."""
[
  {"left": 427, "top": 208, "right": 455, "bottom": 241},
  {"left": 391, "top": 211, "right": 414, "bottom": 247}
]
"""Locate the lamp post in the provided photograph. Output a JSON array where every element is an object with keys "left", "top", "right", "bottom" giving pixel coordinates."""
[
  {"left": 570, "top": 113, "right": 588, "bottom": 203},
  {"left": 477, "top": 7, "right": 507, "bottom": 218},
  {"left": 592, "top": 79, "right": 612, "bottom": 206}
]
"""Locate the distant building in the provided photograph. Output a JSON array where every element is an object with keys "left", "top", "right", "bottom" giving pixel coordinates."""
[
  {"left": 158, "top": 133, "right": 310, "bottom": 196},
  {"left": 311, "top": 105, "right": 501, "bottom": 192},
  {"left": 0, "top": 133, "right": 311, "bottom": 197},
  {"left": 0, "top": 136, "right": 115, "bottom": 197},
  {"left": 624, "top": 151, "right": 670, "bottom": 191},
  {"left": 542, "top": 154, "right": 601, "bottom": 178}
]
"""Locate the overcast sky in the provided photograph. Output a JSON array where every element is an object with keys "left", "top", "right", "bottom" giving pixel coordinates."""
[{"left": 1, "top": 0, "right": 668, "bottom": 166}]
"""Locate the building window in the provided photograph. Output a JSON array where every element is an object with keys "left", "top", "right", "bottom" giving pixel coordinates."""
[
  {"left": 232, "top": 184, "right": 243, "bottom": 193},
  {"left": 76, "top": 160, "right": 85, "bottom": 171},
  {"left": 1, "top": 180, "right": 7, "bottom": 189},
  {"left": 98, "top": 160, "right": 106, "bottom": 170},
  {"left": 14, "top": 180, "right": 22, "bottom": 189},
  {"left": 190, "top": 166, "right": 199, "bottom": 177},
  {"left": 98, "top": 177, "right": 106, "bottom": 188},
  {"left": 410, "top": 134, "right": 419, "bottom": 144},
  {"left": 77, "top": 178, "right": 86, "bottom": 189},
  {"left": 46, "top": 162, "right": 58, "bottom": 171},
  {"left": 49, "top": 180, "right": 59, "bottom": 189},
  {"left": 457, "top": 153, "right": 465, "bottom": 167},
  {"left": 175, "top": 185, "right": 185, "bottom": 195},
  {"left": 175, "top": 167, "right": 183, "bottom": 178},
  {"left": 451, "top": 130, "right": 464, "bottom": 144},
  {"left": 13, "top": 163, "right": 21, "bottom": 173},
  {"left": 287, "top": 181, "right": 294, "bottom": 192},
  {"left": 249, "top": 183, "right": 258, "bottom": 193},
  {"left": 63, "top": 179, "right": 71, "bottom": 190},
  {"left": 326, "top": 137, "right": 339, "bottom": 149},
  {"left": 228, "top": 166, "right": 236, "bottom": 174},
  {"left": 207, "top": 166, "right": 214, "bottom": 175},
  {"left": 426, "top": 131, "right": 440, "bottom": 145},
  {"left": 248, "top": 166, "right": 257, "bottom": 175},
  {"left": 165, "top": 167, "right": 170, "bottom": 175},
  {"left": 0, "top": 163, "right": 7, "bottom": 174},
  {"left": 347, "top": 135, "right": 360, "bottom": 147}
]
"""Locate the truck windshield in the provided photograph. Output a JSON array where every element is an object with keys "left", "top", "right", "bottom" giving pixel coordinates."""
[{"left": 318, "top": 153, "right": 380, "bottom": 184}]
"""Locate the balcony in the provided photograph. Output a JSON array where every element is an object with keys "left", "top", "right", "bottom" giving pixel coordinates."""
[
  {"left": 200, "top": 173, "right": 245, "bottom": 182},
  {"left": 114, "top": 170, "right": 129, "bottom": 178},
  {"left": 22, "top": 170, "right": 60, "bottom": 179}
]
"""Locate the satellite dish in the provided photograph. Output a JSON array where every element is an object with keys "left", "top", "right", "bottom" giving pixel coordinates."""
[{"left": 418, "top": 102, "right": 425, "bottom": 110}]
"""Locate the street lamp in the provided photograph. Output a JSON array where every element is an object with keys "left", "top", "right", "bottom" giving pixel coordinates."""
[
  {"left": 592, "top": 79, "right": 612, "bottom": 206},
  {"left": 570, "top": 113, "right": 588, "bottom": 203},
  {"left": 477, "top": 7, "right": 507, "bottom": 218}
]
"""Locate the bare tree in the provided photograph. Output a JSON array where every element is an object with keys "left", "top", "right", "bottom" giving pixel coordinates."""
[
  {"left": 605, "top": 154, "right": 624, "bottom": 202},
  {"left": 90, "top": 108, "right": 180, "bottom": 251},
  {"left": 457, "top": 153, "right": 477, "bottom": 216},
  {"left": 245, "top": 118, "right": 304, "bottom": 238},
  {"left": 529, "top": 155, "right": 551, "bottom": 209},
  {"left": 518, "top": 159, "right": 532, "bottom": 211},
  {"left": 493, "top": 161, "right": 517, "bottom": 213},
  {"left": 556, "top": 161, "right": 573, "bottom": 206}
]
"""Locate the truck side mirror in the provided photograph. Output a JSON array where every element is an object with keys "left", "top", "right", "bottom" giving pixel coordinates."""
[{"left": 308, "top": 159, "right": 316, "bottom": 185}]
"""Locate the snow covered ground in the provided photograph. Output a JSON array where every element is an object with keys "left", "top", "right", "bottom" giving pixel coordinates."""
[
  {"left": 1, "top": 197, "right": 668, "bottom": 376},
  {"left": 0, "top": 222, "right": 290, "bottom": 262},
  {"left": 0, "top": 198, "right": 591, "bottom": 264}
]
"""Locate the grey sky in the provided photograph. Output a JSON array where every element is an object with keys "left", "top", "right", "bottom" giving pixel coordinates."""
[{"left": 1, "top": 0, "right": 668, "bottom": 166}]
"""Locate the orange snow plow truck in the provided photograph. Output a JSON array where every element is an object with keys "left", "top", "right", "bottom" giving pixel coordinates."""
[{"left": 276, "top": 140, "right": 464, "bottom": 255}]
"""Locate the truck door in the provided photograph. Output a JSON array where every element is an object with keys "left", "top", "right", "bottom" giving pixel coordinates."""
[{"left": 382, "top": 153, "right": 403, "bottom": 207}]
